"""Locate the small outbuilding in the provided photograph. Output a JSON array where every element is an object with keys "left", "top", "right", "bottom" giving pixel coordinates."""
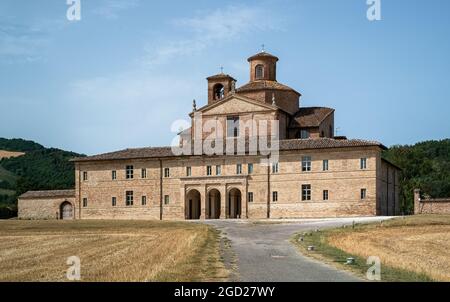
[{"left": 18, "top": 190, "right": 76, "bottom": 220}]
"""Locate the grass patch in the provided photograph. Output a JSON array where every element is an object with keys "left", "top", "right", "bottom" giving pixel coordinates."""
[
  {"left": 291, "top": 216, "right": 450, "bottom": 282},
  {"left": 0, "top": 220, "right": 228, "bottom": 282}
]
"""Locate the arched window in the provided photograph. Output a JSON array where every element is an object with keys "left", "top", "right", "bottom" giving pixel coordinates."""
[
  {"left": 255, "top": 65, "right": 264, "bottom": 79},
  {"left": 213, "top": 84, "right": 225, "bottom": 100}
]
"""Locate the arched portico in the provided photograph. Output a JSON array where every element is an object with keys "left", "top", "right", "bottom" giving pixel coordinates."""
[
  {"left": 186, "top": 189, "right": 201, "bottom": 220},
  {"left": 227, "top": 188, "right": 242, "bottom": 219},
  {"left": 207, "top": 189, "right": 221, "bottom": 219}
]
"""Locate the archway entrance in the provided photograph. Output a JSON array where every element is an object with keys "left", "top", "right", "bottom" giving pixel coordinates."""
[
  {"left": 60, "top": 201, "right": 73, "bottom": 220},
  {"left": 186, "top": 190, "right": 201, "bottom": 220},
  {"left": 227, "top": 188, "right": 242, "bottom": 219},
  {"left": 207, "top": 189, "right": 221, "bottom": 219}
]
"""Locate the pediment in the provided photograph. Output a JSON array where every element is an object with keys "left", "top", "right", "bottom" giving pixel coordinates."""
[{"left": 200, "top": 95, "right": 275, "bottom": 116}]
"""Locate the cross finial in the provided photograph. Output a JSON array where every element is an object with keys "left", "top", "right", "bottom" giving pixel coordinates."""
[
  {"left": 261, "top": 44, "right": 265, "bottom": 52},
  {"left": 220, "top": 66, "right": 224, "bottom": 74},
  {"left": 193, "top": 99, "right": 197, "bottom": 111}
]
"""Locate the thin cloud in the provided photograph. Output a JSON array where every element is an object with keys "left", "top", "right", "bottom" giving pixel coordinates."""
[{"left": 143, "top": 5, "right": 284, "bottom": 66}]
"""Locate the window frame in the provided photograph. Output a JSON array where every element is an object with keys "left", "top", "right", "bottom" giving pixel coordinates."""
[
  {"left": 361, "top": 188, "right": 367, "bottom": 200},
  {"left": 126, "top": 165, "right": 134, "bottom": 179},
  {"left": 82, "top": 171, "right": 88, "bottom": 181},
  {"left": 142, "top": 195, "right": 147, "bottom": 206},
  {"left": 360, "top": 158, "right": 367, "bottom": 170},
  {"left": 272, "top": 162, "right": 279, "bottom": 174},
  {"left": 206, "top": 165, "right": 212, "bottom": 176},
  {"left": 323, "top": 190, "right": 329, "bottom": 201},
  {"left": 302, "top": 184, "right": 312, "bottom": 201},
  {"left": 323, "top": 160, "right": 329, "bottom": 171},
  {"left": 82, "top": 198, "right": 88, "bottom": 207},
  {"left": 236, "top": 164, "right": 242, "bottom": 175},
  {"left": 164, "top": 195, "right": 170, "bottom": 205},
  {"left": 272, "top": 191, "right": 278, "bottom": 202},
  {"left": 164, "top": 168, "right": 170, "bottom": 178},
  {"left": 112, "top": 197, "right": 117, "bottom": 207},
  {"left": 216, "top": 165, "right": 222, "bottom": 176},
  {"left": 248, "top": 163, "right": 254, "bottom": 174},
  {"left": 112, "top": 170, "right": 117, "bottom": 180},
  {"left": 255, "top": 64, "right": 264, "bottom": 79},
  {"left": 186, "top": 166, "right": 192, "bottom": 177},
  {"left": 126, "top": 191, "right": 134, "bottom": 206},
  {"left": 141, "top": 168, "right": 147, "bottom": 179},
  {"left": 248, "top": 192, "right": 254, "bottom": 203},
  {"left": 302, "top": 156, "right": 312, "bottom": 172}
]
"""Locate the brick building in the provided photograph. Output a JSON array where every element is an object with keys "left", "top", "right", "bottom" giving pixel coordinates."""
[{"left": 18, "top": 51, "right": 400, "bottom": 220}]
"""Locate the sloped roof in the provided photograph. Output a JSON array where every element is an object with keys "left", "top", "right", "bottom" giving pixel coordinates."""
[
  {"left": 247, "top": 51, "right": 279, "bottom": 62},
  {"left": 72, "top": 138, "right": 385, "bottom": 162},
  {"left": 236, "top": 80, "right": 301, "bottom": 96},
  {"left": 290, "top": 107, "right": 335, "bottom": 128},
  {"left": 19, "top": 190, "right": 75, "bottom": 199},
  {"left": 206, "top": 73, "right": 236, "bottom": 81}
]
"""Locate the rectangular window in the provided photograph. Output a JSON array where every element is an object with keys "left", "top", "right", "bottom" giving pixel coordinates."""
[
  {"left": 360, "top": 158, "right": 367, "bottom": 170},
  {"left": 272, "top": 162, "right": 279, "bottom": 174},
  {"left": 272, "top": 191, "right": 278, "bottom": 202},
  {"left": 126, "top": 191, "right": 134, "bottom": 206},
  {"left": 82, "top": 171, "right": 88, "bottom": 181},
  {"left": 216, "top": 165, "right": 222, "bottom": 176},
  {"left": 361, "top": 189, "right": 367, "bottom": 200},
  {"left": 126, "top": 165, "right": 134, "bottom": 179},
  {"left": 248, "top": 192, "right": 254, "bottom": 203},
  {"left": 112, "top": 170, "right": 117, "bottom": 180},
  {"left": 323, "top": 190, "right": 329, "bottom": 201},
  {"left": 302, "top": 156, "right": 312, "bottom": 172},
  {"left": 186, "top": 166, "right": 192, "bottom": 177},
  {"left": 164, "top": 195, "right": 170, "bottom": 205},
  {"left": 302, "top": 185, "right": 311, "bottom": 201},
  {"left": 248, "top": 163, "right": 254, "bottom": 174},
  {"left": 112, "top": 197, "right": 117, "bottom": 207},
  {"left": 227, "top": 116, "right": 240, "bottom": 138},
  {"left": 300, "top": 129, "right": 310, "bottom": 139},
  {"left": 141, "top": 168, "right": 147, "bottom": 179},
  {"left": 236, "top": 164, "right": 242, "bottom": 175},
  {"left": 142, "top": 196, "right": 147, "bottom": 206},
  {"left": 207, "top": 165, "right": 212, "bottom": 176},
  {"left": 164, "top": 168, "right": 170, "bottom": 178},
  {"left": 83, "top": 198, "right": 88, "bottom": 207},
  {"left": 323, "top": 160, "right": 329, "bottom": 171}
]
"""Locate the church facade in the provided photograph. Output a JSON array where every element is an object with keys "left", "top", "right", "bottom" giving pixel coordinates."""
[{"left": 18, "top": 51, "right": 401, "bottom": 220}]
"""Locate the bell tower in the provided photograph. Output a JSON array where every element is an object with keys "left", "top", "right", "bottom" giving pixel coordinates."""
[
  {"left": 248, "top": 50, "right": 279, "bottom": 82},
  {"left": 207, "top": 72, "right": 236, "bottom": 105}
]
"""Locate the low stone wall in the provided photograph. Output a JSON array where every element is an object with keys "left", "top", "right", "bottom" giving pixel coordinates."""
[{"left": 414, "top": 189, "right": 450, "bottom": 215}]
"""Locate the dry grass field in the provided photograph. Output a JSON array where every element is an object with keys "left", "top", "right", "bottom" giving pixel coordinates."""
[
  {"left": 295, "top": 215, "right": 450, "bottom": 281},
  {"left": 0, "top": 220, "right": 228, "bottom": 282},
  {"left": 0, "top": 150, "right": 25, "bottom": 159}
]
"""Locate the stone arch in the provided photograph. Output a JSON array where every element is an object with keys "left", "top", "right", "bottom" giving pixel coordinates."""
[
  {"left": 60, "top": 201, "right": 73, "bottom": 220},
  {"left": 213, "top": 83, "right": 225, "bottom": 100},
  {"left": 227, "top": 188, "right": 242, "bottom": 219},
  {"left": 207, "top": 189, "right": 221, "bottom": 219},
  {"left": 186, "top": 189, "right": 201, "bottom": 220}
]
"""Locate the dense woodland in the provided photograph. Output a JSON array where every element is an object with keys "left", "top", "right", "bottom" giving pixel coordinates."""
[{"left": 0, "top": 138, "right": 449, "bottom": 218}]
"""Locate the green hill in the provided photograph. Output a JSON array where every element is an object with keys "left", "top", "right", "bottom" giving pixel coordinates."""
[
  {"left": 383, "top": 139, "right": 450, "bottom": 214},
  {"left": 0, "top": 138, "right": 85, "bottom": 218}
]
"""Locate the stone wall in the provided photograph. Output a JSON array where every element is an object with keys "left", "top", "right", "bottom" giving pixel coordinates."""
[
  {"left": 18, "top": 196, "right": 76, "bottom": 220},
  {"left": 414, "top": 189, "right": 450, "bottom": 214}
]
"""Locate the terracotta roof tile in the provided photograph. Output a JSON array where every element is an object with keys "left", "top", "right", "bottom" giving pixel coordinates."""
[
  {"left": 236, "top": 80, "right": 300, "bottom": 95},
  {"left": 247, "top": 51, "right": 279, "bottom": 62},
  {"left": 72, "top": 138, "right": 385, "bottom": 162},
  {"left": 19, "top": 190, "right": 75, "bottom": 199},
  {"left": 290, "top": 107, "right": 335, "bottom": 128}
]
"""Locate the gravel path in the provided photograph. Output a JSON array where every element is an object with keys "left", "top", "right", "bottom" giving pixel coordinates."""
[{"left": 203, "top": 217, "right": 393, "bottom": 282}]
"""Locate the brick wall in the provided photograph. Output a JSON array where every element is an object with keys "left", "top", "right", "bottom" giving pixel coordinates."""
[{"left": 414, "top": 189, "right": 450, "bottom": 214}]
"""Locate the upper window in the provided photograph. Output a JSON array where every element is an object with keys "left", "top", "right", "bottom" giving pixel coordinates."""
[
  {"left": 323, "top": 160, "right": 329, "bottom": 171},
  {"left": 272, "top": 191, "right": 278, "bottom": 202},
  {"left": 141, "top": 168, "right": 147, "bottom": 179},
  {"left": 302, "top": 156, "right": 312, "bottom": 172},
  {"left": 142, "top": 196, "right": 147, "bottom": 206},
  {"left": 272, "top": 162, "right": 279, "bottom": 174},
  {"left": 361, "top": 189, "right": 367, "bottom": 200},
  {"left": 248, "top": 163, "right": 254, "bottom": 174},
  {"left": 213, "top": 84, "right": 225, "bottom": 100},
  {"left": 112, "top": 197, "right": 117, "bottom": 207},
  {"left": 248, "top": 192, "right": 254, "bottom": 203},
  {"left": 255, "top": 64, "right": 264, "bottom": 79},
  {"left": 207, "top": 165, "right": 212, "bottom": 176},
  {"left": 164, "top": 168, "right": 170, "bottom": 178},
  {"left": 360, "top": 158, "right": 367, "bottom": 170},
  {"left": 126, "top": 165, "right": 134, "bottom": 179},
  {"left": 227, "top": 116, "right": 240, "bottom": 138},
  {"left": 300, "top": 129, "right": 310, "bottom": 139},
  {"left": 112, "top": 170, "right": 117, "bottom": 180},
  {"left": 186, "top": 166, "right": 192, "bottom": 177},
  {"left": 83, "top": 198, "right": 88, "bottom": 207},
  {"left": 236, "top": 164, "right": 242, "bottom": 175},
  {"left": 82, "top": 171, "right": 88, "bottom": 181},
  {"left": 164, "top": 195, "right": 170, "bottom": 205},
  {"left": 216, "top": 165, "right": 222, "bottom": 176}
]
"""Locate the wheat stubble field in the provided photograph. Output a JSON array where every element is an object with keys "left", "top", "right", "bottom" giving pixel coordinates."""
[
  {"left": 0, "top": 220, "right": 228, "bottom": 282},
  {"left": 326, "top": 215, "right": 450, "bottom": 281}
]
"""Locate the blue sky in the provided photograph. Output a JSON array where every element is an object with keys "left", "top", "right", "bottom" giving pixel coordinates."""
[{"left": 0, "top": 0, "right": 449, "bottom": 155}]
